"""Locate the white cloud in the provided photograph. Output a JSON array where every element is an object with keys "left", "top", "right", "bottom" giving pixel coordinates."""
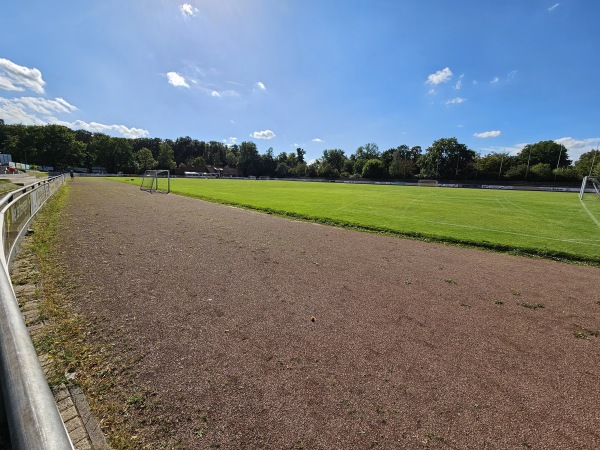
[
  {"left": 223, "top": 137, "right": 238, "bottom": 145},
  {"left": 0, "top": 96, "right": 76, "bottom": 125},
  {"left": 65, "top": 120, "right": 149, "bottom": 138},
  {"left": 0, "top": 97, "right": 45, "bottom": 124},
  {"left": 554, "top": 137, "right": 600, "bottom": 161},
  {"left": 251, "top": 130, "right": 276, "bottom": 140},
  {"left": 507, "top": 70, "right": 518, "bottom": 80},
  {"left": 0, "top": 97, "right": 148, "bottom": 138},
  {"left": 445, "top": 97, "right": 465, "bottom": 105},
  {"left": 220, "top": 90, "right": 240, "bottom": 97},
  {"left": 548, "top": 3, "right": 560, "bottom": 12},
  {"left": 490, "top": 76, "right": 500, "bottom": 84},
  {"left": 255, "top": 81, "right": 266, "bottom": 91},
  {"left": 0, "top": 58, "right": 46, "bottom": 94},
  {"left": 210, "top": 90, "right": 221, "bottom": 97},
  {"left": 454, "top": 80, "right": 462, "bottom": 90},
  {"left": 16, "top": 96, "right": 76, "bottom": 115},
  {"left": 166, "top": 71, "right": 190, "bottom": 88},
  {"left": 474, "top": 130, "right": 501, "bottom": 138},
  {"left": 426, "top": 67, "right": 453, "bottom": 85},
  {"left": 179, "top": 3, "right": 198, "bottom": 17},
  {"left": 312, "top": 138, "right": 323, "bottom": 143}
]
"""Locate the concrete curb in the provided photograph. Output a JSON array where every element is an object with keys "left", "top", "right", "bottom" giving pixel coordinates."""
[{"left": 12, "top": 249, "right": 110, "bottom": 450}]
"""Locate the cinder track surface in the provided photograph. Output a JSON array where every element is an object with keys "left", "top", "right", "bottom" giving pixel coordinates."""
[{"left": 58, "top": 178, "right": 599, "bottom": 449}]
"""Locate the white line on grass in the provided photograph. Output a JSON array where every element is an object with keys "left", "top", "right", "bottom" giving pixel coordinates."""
[
  {"left": 419, "top": 218, "right": 600, "bottom": 247},
  {"left": 579, "top": 198, "right": 600, "bottom": 230}
]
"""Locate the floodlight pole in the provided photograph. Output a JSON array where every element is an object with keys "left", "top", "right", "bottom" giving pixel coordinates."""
[
  {"left": 589, "top": 147, "right": 598, "bottom": 178},
  {"left": 499, "top": 155, "right": 504, "bottom": 180},
  {"left": 554, "top": 147, "right": 563, "bottom": 181},
  {"left": 455, "top": 154, "right": 460, "bottom": 179},
  {"left": 525, "top": 146, "right": 532, "bottom": 180}
]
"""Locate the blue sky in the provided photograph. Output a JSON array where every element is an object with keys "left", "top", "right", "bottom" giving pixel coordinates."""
[{"left": 1, "top": 0, "right": 599, "bottom": 162}]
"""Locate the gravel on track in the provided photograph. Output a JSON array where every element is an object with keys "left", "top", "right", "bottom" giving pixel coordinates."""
[{"left": 57, "top": 178, "right": 600, "bottom": 449}]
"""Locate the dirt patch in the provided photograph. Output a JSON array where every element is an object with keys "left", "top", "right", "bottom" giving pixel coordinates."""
[{"left": 56, "top": 178, "right": 600, "bottom": 449}]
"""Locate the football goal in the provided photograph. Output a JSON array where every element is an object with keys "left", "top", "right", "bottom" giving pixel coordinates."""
[
  {"left": 418, "top": 179, "right": 439, "bottom": 187},
  {"left": 579, "top": 176, "right": 600, "bottom": 199},
  {"left": 140, "top": 170, "right": 170, "bottom": 194}
]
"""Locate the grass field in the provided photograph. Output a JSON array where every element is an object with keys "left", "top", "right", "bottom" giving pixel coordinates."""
[{"left": 113, "top": 177, "right": 600, "bottom": 264}]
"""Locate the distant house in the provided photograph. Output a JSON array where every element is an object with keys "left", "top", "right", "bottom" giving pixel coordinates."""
[
  {"left": 174, "top": 166, "right": 241, "bottom": 178},
  {"left": 221, "top": 167, "right": 241, "bottom": 177},
  {"left": 0, "top": 154, "right": 12, "bottom": 165}
]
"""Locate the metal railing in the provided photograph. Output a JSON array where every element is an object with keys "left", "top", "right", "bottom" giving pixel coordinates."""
[{"left": 0, "top": 175, "right": 74, "bottom": 449}]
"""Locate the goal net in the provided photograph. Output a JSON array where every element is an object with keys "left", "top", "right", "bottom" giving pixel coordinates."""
[
  {"left": 579, "top": 176, "right": 600, "bottom": 199},
  {"left": 140, "top": 170, "right": 170, "bottom": 193},
  {"left": 418, "top": 179, "right": 439, "bottom": 187}
]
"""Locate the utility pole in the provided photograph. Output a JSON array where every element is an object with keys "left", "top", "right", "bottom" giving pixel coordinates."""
[{"left": 554, "top": 147, "right": 563, "bottom": 181}]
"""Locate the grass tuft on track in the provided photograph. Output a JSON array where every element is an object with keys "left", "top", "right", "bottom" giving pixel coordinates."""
[{"left": 113, "top": 178, "right": 600, "bottom": 264}]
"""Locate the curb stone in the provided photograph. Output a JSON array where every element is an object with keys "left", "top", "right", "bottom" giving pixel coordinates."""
[{"left": 11, "top": 245, "right": 110, "bottom": 450}]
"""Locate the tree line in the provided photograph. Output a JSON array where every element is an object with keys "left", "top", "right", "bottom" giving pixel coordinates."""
[{"left": 0, "top": 121, "right": 598, "bottom": 181}]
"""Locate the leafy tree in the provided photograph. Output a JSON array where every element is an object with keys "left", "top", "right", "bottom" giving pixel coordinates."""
[
  {"left": 132, "top": 137, "right": 162, "bottom": 158},
  {"left": 35, "top": 125, "right": 82, "bottom": 169},
  {"left": 361, "top": 159, "right": 385, "bottom": 179},
  {"left": 290, "top": 162, "right": 307, "bottom": 177},
  {"left": 351, "top": 143, "right": 379, "bottom": 176},
  {"left": 206, "top": 141, "right": 227, "bottom": 166},
  {"left": 553, "top": 166, "right": 579, "bottom": 181},
  {"left": 275, "top": 162, "right": 289, "bottom": 177},
  {"left": 94, "top": 136, "right": 135, "bottom": 173},
  {"left": 136, "top": 147, "right": 157, "bottom": 172},
  {"left": 517, "top": 141, "right": 571, "bottom": 175},
  {"left": 225, "top": 150, "right": 238, "bottom": 167},
  {"left": 157, "top": 142, "right": 176, "bottom": 170},
  {"left": 172, "top": 136, "right": 196, "bottom": 165},
  {"left": 504, "top": 164, "right": 528, "bottom": 180},
  {"left": 574, "top": 149, "right": 600, "bottom": 178},
  {"left": 318, "top": 161, "right": 339, "bottom": 178},
  {"left": 417, "top": 137, "right": 476, "bottom": 180},
  {"left": 321, "top": 149, "right": 347, "bottom": 173},
  {"left": 354, "top": 143, "right": 380, "bottom": 160},
  {"left": 475, "top": 152, "right": 513, "bottom": 179},
  {"left": 189, "top": 156, "right": 207, "bottom": 171},
  {"left": 388, "top": 145, "right": 421, "bottom": 179},
  {"left": 529, "top": 163, "right": 552, "bottom": 181},
  {"left": 296, "top": 148, "right": 306, "bottom": 164},
  {"left": 305, "top": 162, "right": 318, "bottom": 177},
  {"left": 262, "top": 148, "right": 277, "bottom": 176},
  {"left": 238, "top": 141, "right": 261, "bottom": 176},
  {"left": 286, "top": 152, "right": 298, "bottom": 168}
]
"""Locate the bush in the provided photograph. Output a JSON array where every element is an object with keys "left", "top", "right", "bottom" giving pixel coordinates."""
[
  {"left": 361, "top": 159, "right": 385, "bottom": 179},
  {"left": 530, "top": 163, "right": 552, "bottom": 181},
  {"left": 553, "top": 166, "right": 579, "bottom": 181}
]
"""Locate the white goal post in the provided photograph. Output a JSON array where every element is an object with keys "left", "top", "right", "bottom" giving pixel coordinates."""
[
  {"left": 418, "top": 179, "right": 439, "bottom": 187},
  {"left": 140, "top": 170, "right": 170, "bottom": 193},
  {"left": 580, "top": 176, "right": 600, "bottom": 199}
]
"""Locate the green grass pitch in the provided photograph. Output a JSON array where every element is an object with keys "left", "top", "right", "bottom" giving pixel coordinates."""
[{"left": 115, "top": 177, "right": 600, "bottom": 264}]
